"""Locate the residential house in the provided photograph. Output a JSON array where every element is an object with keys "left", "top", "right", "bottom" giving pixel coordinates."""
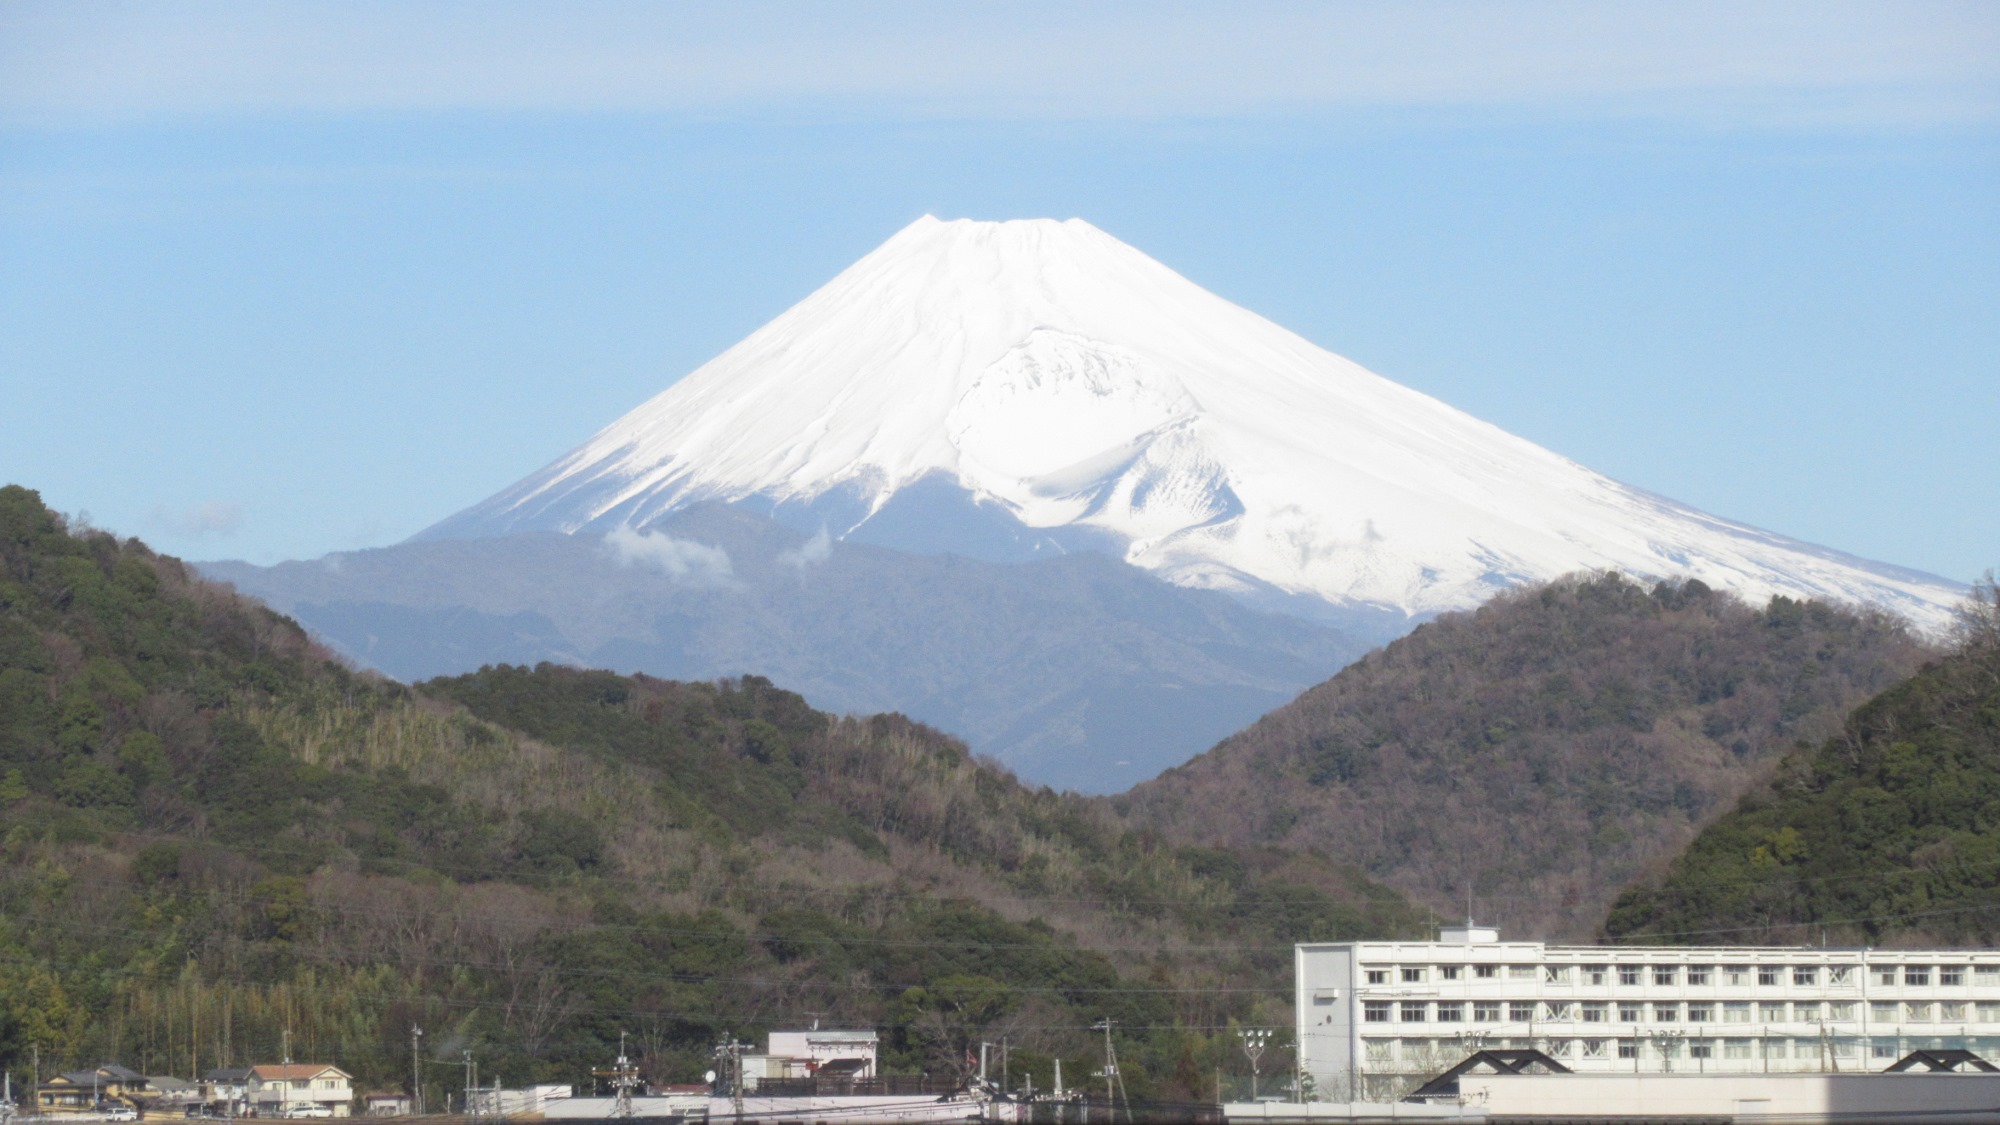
[
  {"left": 37, "top": 1066, "right": 150, "bottom": 1114},
  {"left": 246, "top": 1064, "right": 354, "bottom": 1118},
  {"left": 201, "top": 1068, "right": 253, "bottom": 1115},
  {"left": 360, "top": 1094, "right": 411, "bottom": 1117},
  {"left": 145, "top": 1077, "right": 201, "bottom": 1114},
  {"left": 743, "top": 1029, "right": 880, "bottom": 1084}
]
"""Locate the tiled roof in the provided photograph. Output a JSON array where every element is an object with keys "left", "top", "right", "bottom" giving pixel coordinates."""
[
  {"left": 148, "top": 1077, "right": 196, "bottom": 1091},
  {"left": 249, "top": 1065, "right": 349, "bottom": 1082},
  {"left": 47, "top": 1066, "right": 145, "bottom": 1087}
]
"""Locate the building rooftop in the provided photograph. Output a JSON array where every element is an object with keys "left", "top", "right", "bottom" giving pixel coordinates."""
[{"left": 249, "top": 1065, "right": 349, "bottom": 1081}]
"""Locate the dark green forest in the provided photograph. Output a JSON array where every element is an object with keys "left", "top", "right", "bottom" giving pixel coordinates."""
[
  {"left": 1123, "top": 572, "right": 1930, "bottom": 938},
  {"left": 1604, "top": 578, "right": 2000, "bottom": 946},
  {"left": 0, "top": 485, "right": 1423, "bottom": 1103}
]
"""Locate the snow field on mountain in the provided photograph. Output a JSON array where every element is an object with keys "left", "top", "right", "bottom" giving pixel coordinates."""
[{"left": 428, "top": 215, "right": 1964, "bottom": 631}]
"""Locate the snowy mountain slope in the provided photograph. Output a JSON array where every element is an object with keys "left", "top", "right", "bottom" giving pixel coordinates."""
[{"left": 421, "top": 216, "right": 1964, "bottom": 631}]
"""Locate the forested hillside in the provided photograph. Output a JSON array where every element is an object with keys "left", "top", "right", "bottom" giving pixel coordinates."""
[
  {"left": 1604, "top": 579, "right": 1999, "bottom": 945},
  {"left": 0, "top": 485, "right": 1422, "bottom": 1104},
  {"left": 1120, "top": 573, "right": 1930, "bottom": 939}
]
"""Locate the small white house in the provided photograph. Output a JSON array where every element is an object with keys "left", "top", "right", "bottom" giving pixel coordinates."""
[
  {"left": 246, "top": 1064, "right": 354, "bottom": 1117},
  {"left": 360, "top": 1094, "right": 411, "bottom": 1117},
  {"left": 202, "top": 1067, "right": 252, "bottom": 1114},
  {"left": 754, "top": 1029, "right": 880, "bottom": 1081}
]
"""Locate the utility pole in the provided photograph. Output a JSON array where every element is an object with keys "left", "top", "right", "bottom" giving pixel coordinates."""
[
  {"left": 612, "top": 1032, "right": 638, "bottom": 1120},
  {"left": 1095, "top": 1020, "right": 1114, "bottom": 1106},
  {"left": 713, "top": 1033, "right": 750, "bottom": 1124},
  {"left": 732, "top": 1036, "right": 747, "bottom": 1124},
  {"left": 410, "top": 1025, "right": 423, "bottom": 1116},
  {"left": 1295, "top": 1029, "right": 1305, "bottom": 1104},
  {"left": 461, "top": 1049, "right": 475, "bottom": 1125},
  {"left": 1092, "top": 1019, "right": 1129, "bottom": 1124}
]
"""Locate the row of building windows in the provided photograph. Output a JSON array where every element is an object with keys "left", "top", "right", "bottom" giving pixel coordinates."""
[
  {"left": 1358, "top": 1035, "right": 1998, "bottom": 1065},
  {"left": 1364, "top": 1037, "right": 1845, "bottom": 1063},
  {"left": 1361, "top": 1000, "right": 2000, "bottom": 1025},
  {"left": 1361, "top": 964, "right": 2000, "bottom": 987}
]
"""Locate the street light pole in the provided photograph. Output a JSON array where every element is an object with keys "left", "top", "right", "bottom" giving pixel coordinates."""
[
  {"left": 410, "top": 1025, "right": 423, "bottom": 1116},
  {"left": 1239, "top": 1028, "right": 1271, "bottom": 1101}
]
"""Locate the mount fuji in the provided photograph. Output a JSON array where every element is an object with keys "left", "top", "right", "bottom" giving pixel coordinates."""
[
  {"left": 209, "top": 216, "right": 1963, "bottom": 791},
  {"left": 422, "top": 215, "right": 1961, "bottom": 631}
]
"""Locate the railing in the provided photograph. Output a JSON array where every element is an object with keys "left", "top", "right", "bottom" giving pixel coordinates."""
[
  {"left": 1028, "top": 1096, "right": 1224, "bottom": 1124},
  {"left": 741, "top": 1076, "right": 965, "bottom": 1097}
]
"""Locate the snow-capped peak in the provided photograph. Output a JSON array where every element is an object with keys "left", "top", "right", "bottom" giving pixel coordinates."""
[{"left": 420, "top": 215, "right": 1964, "bottom": 632}]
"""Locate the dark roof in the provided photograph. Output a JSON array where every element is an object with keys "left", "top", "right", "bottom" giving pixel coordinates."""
[
  {"left": 1886, "top": 1049, "right": 2000, "bottom": 1073},
  {"left": 1407, "top": 1048, "right": 1573, "bottom": 1101},
  {"left": 47, "top": 1067, "right": 146, "bottom": 1088}
]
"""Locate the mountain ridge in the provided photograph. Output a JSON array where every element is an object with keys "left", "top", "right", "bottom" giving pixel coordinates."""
[
  {"left": 1119, "top": 572, "right": 1933, "bottom": 938},
  {"left": 1602, "top": 578, "right": 2000, "bottom": 946},
  {"left": 203, "top": 503, "right": 1369, "bottom": 791}
]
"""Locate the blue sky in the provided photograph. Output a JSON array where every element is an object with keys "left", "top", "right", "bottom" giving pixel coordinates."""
[{"left": 1, "top": 2, "right": 1995, "bottom": 583}]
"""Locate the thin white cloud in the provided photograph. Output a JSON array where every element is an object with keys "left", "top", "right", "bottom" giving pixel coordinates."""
[
  {"left": 2, "top": 1, "right": 1993, "bottom": 126},
  {"left": 150, "top": 500, "right": 244, "bottom": 538},
  {"left": 778, "top": 527, "right": 833, "bottom": 570},
  {"left": 605, "top": 525, "right": 736, "bottom": 588}
]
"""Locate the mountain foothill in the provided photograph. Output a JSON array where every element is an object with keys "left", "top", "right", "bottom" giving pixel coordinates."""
[
  {"left": 1118, "top": 572, "right": 1936, "bottom": 940},
  {"left": 1604, "top": 578, "right": 2000, "bottom": 947},
  {"left": 0, "top": 484, "right": 1420, "bottom": 1102}
]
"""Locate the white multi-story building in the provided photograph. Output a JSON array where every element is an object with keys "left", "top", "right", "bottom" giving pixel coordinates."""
[{"left": 1297, "top": 923, "right": 2000, "bottom": 1101}]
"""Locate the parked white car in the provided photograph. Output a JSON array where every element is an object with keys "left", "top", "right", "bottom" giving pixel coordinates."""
[{"left": 280, "top": 1108, "right": 332, "bottom": 1120}]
